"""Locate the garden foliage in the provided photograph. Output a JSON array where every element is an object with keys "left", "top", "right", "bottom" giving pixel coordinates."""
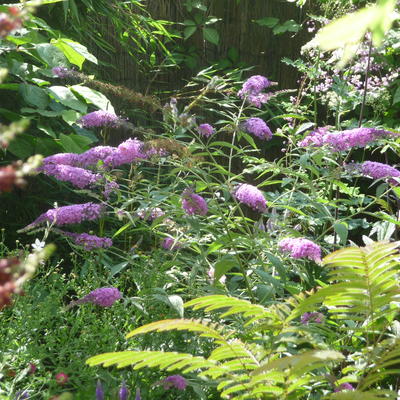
[{"left": 1, "top": 0, "right": 400, "bottom": 399}]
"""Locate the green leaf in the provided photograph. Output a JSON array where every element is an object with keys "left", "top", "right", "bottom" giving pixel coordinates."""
[
  {"left": 35, "top": 43, "right": 69, "bottom": 68},
  {"left": 315, "top": 0, "right": 397, "bottom": 68},
  {"left": 48, "top": 86, "right": 87, "bottom": 113},
  {"left": 59, "top": 133, "right": 92, "bottom": 153},
  {"left": 214, "top": 255, "right": 238, "bottom": 281},
  {"left": 203, "top": 27, "right": 219, "bottom": 45},
  {"left": 7, "top": 134, "right": 36, "bottom": 158},
  {"left": 51, "top": 39, "right": 97, "bottom": 68},
  {"left": 254, "top": 17, "right": 279, "bottom": 28},
  {"left": 70, "top": 85, "right": 114, "bottom": 112},
  {"left": 333, "top": 222, "right": 348, "bottom": 245},
  {"left": 61, "top": 110, "right": 80, "bottom": 125},
  {"left": 19, "top": 84, "right": 49, "bottom": 109},
  {"left": 184, "top": 26, "right": 197, "bottom": 40},
  {"left": 168, "top": 295, "right": 184, "bottom": 318},
  {"left": 272, "top": 20, "right": 301, "bottom": 35}
]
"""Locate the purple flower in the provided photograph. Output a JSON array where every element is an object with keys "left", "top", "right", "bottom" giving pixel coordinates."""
[
  {"left": 298, "top": 127, "right": 329, "bottom": 148},
  {"left": 42, "top": 152, "right": 80, "bottom": 167},
  {"left": 63, "top": 232, "right": 112, "bottom": 250},
  {"left": 78, "top": 146, "right": 117, "bottom": 168},
  {"left": 162, "top": 375, "right": 187, "bottom": 390},
  {"left": 300, "top": 312, "right": 324, "bottom": 324},
  {"left": 52, "top": 67, "right": 72, "bottom": 78},
  {"left": 41, "top": 164, "right": 101, "bottom": 189},
  {"left": 361, "top": 161, "right": 400, "bottom": 185},
  {"left": 243, "top": 118, "right": 272, "bottom": 140},
  {"left": 119, "top": 381, "right": 129, "bottom": 400},
  {"left": 161, "top": 237, "right": 182, "bottom": 251},
  {"left": 137, "top": 207, "right": 165, "bottom": 221},
  {"left": 334, "top": 383, "right": 354, "bottom": 392},
  {"left": 233, "top": 184, "right": 267, "bottom": 212},
  {"left": 197, "top": 123, "right": 215, "bottom": 138},
  {"left": 79, "top": 110, "right": 120, "bottom": 128},
  {"left": 78, "top": 287, "right": 122, "bottom": 307},
  {"left": 278, "top": 238, "right": 322, "bottom": 262},
  {"left": 182, "top": 189, "right": 208, "bottom": 216},
  {"left": 238, "top": 75, "right": 271, "bottom": 97},
  {"left": 103, "top": 181, "right": 120, "bottom": 199},
  {"left": 24, "top": 202, "right": 103, "bottom": 230},
  {"left": 299, "top": 127, "right": 393, "bottom": 151},
  {"left": 96, "top": 380, "right": 104, "bottom": 400},
  {"left": 104, "top": 138, "right": 147, "bottom": 167},
  {"left": 246, "top": 92, "right": 273, "bottom": 108}
]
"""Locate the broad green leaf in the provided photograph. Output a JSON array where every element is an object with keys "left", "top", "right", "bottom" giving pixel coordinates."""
[
  {"left": 70, "top": 85, "right": 114, "bottom": 112},
  {"left": 19, "top": 84, "right": 49, "bottom": 109},
  {"left": 61, "top": 110, "right": 80, "bottom": 125},
  {"left": 52, "top": 38, "right": 97, "bottom": 68},
  {"left": 168, "top": 295, "right": 184, "bottom": 318},
  {"left": 334, "top": 222, "right": 348, "bottom": 245},
  {"left": 214, "top": 255, "right": 238, "bottom": 281},
  {"left": 184, "top": 26, "right": 197, "bottom": 40},
  {"left": 59, "top": 133, "right": 92, "bottom": 153},
  {"left": 7, "top": 134, "right": 36, "bottom": 158},
  {"left": 254, "top": 17, "right": 279, "bottom": 28},
  {"left": 203, "top": 27, "right": 219, "bottom": 45},
  {"left": 48, "top": 86, "right": 87, "bottom": 113},
  {"left": 35, "top": 43, "right": 69, "bottom": 68}
]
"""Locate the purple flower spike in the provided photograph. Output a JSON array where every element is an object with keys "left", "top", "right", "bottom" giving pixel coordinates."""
[
  {"left": 299, "top": 126, "right": 394, "bottom": 151},
  {"left": 23, "top": 202, "right": 103, "bottom": 230},
  {"left": 42, "top": 152, "right": 80, "bottom": 167},
  {"left": 278, "top": 238, "right": 322, "bottom": 263},
  {"left": 233, "top": 184, "right": 267, "bottom": 212},
  {"left": 361, "top": 161, "right": 400, "bottom": 185},
  {"left": 77, "top": 287, "right": 122, "bottom": 307},
  {"left": 78, "top": 146, "right": 117, "bottom": 168},
  {"left": 79, "top": 110, "right": 119, "bottom": 128},
  {"left": 96, "top": 380, "right": 104, "bottom": 400},
  {"left": 243, "top": 117, "right": 272, "bottom": 140},
  {"left": 105, "top": 138, "right": 147, "bottom": 167},
  {"left": 162, "top": 375, "right": 187, "bottom": 390},
  {"left": 197, "top": 123, "right": 215, "bottom": 138},
  {"left": 238, "top": 75, "right": 272, "bottom": 108},
  {"left": 119, "top": 381, "right": 129, "bottom": 400},
  {"left": 334, "top": 383, "right": 354, "bottom": 392},
  {"left": 182, "top": 188, "right": 208, "bottom": 216},
  {"left": 238, "top": 75, "right": 271, "bottom": 97},
  {"left": 63, "top": 232, "right": 112, "bottom": 251},
  {"left": 41, "top": 164, "right": 101, "bottom": 189}
]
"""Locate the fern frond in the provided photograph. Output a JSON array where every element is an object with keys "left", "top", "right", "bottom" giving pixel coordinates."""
[
  {"left": 251, "top": 350, "right": 344, "bottom": 376},
  {"left": 326, "top": 390, "right": 397, "bottom": 399},
  {"left": 86, "top": 350, "right": 215, "bottom": 372},
  {"left": 296, "top": 242, "right": 400, "bottom": 324},
  {"left": 126, "top": 318, "right": 225, "bottom": 341},
  {"left": 359, "top": 339, "right": 400, "bottom": 390}
]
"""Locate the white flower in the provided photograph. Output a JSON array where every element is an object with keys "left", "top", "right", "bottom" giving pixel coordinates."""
[{"left": 31, "top": 239, "right": 45, "bottom": 252}]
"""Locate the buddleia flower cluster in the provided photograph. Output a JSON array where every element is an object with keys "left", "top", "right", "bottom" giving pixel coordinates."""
[
  {"left": 238, "top": 75, "right": 274, "bottom": 108},
  {"left": 278, "top": 237, "right": 322, "bottom": 262},
  {"left": 299, "top": 126, "right": 394, "bottom": 151}
]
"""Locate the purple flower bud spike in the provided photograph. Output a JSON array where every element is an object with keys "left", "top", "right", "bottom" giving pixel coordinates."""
[
  {"left": 119, "top": 381, "right": 129, "bottom": 400},
  {"left": 96, "top": 380, "right": 104, "bottom": 400}
]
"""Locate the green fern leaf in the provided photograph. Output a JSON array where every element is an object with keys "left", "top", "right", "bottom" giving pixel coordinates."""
[
  {"left": 252, "top": 350, "right": 344, "bottom": 376},
  {"left": 86, "top": 350, "right": 214, "bottom": 371},
  {"left": 126, "top": 318, "right": 224, "bottom": 340},
  {"left": 185, "top": 295, "right": 273, "bottom": 326},
  {"left": 296, "top": 242, "right": 400, "bottom": 324},
  {"left": 326, "top": 390, "right": 397, "bottom": 399}
]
